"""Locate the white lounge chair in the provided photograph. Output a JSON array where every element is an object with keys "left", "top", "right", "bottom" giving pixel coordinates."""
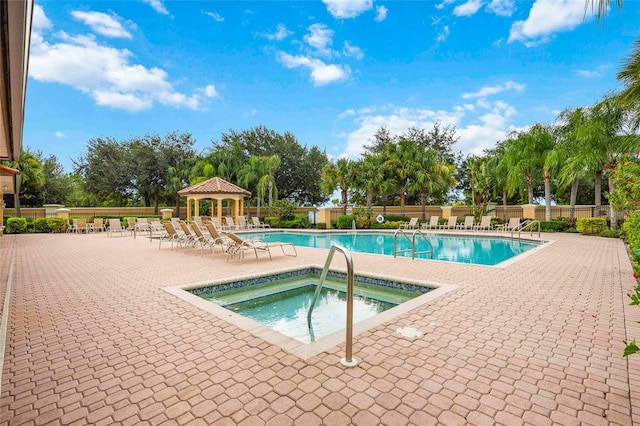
[
  {"left": 204, "top": 222, "right": 232, "bottom": 253},
  {"left": 474, "top": 216, "right": 492, "bottom": 231},
  {"left": 252, "top": 217, "right": 270, "bottom": 228},
  {"left": 457, "top": 216, "right": 475, "bottom": 230},
  {"left": 439, "top": 216, "right": 458, "bottom": 230},
  {"left": 496, "top": 217, "right": 521, "bottom": 232},
  {"left": 421, "top": 216, "right": 439, "bottom": 230},
  {"left": 225, "top": 232, "right": 297, "bottom": 263},
  {"left": 225, "top": 216, "right": 238, "bottom": 230},
  {"left": 399, "top": 217, "right": 419, "bottom": 230}
]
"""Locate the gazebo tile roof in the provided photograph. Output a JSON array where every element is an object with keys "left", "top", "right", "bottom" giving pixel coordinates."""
[{"left": 178, "top": 177, "right": 251, "bottom": 196}]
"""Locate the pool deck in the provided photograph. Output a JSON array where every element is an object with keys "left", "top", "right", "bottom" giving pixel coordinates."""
[{"left": 0, "top": 230, "right": 639, "bottom": 425}]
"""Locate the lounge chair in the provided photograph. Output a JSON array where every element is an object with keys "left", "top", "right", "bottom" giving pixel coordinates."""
[
  {"left": 73, "top": 218, "right": 88, "bottom": 234},
  {"left": 439, "top": 216, "right": 458, "bottom": 230},
  {"left": 108, "top": 219, "right": 128, "bottom": 237},
  {"left": 421, "top": 216, "right": 439, "bottom": 230},
  {"left": 252, "top": 217, "right": 270, "bottom": 228},
  {"left": 204, "top": 222, "right": 232, "bottom": 253},
  {"left": 474, "top": 216, "right": 492, "bottom": 231},
  {"left": 135, "top": 217, "right": 150, "bottom": 232},
  {"left": 89, "top": 218, "right": 105, "bottom": 233},
  {"left": 237, "top": 216, "right": 251, "bottom": 230},
  {"left": 159, "top": 222, "right": 187, "bottom": 249},
  {"left": 178, "top": 221, "right": 203, "bottom": 252},
  {"left": 457, "top": 216, "right": 475, "bottom": 230},
  {"left": 399, "top": 217, "right": 419, "bottom": 230},
  {"left": 496, "top": 217, "right": 521, "bottom": 232},
  {"left": 225, "top": 232, "right": 297, "bottom": 263},
  {"left": 225, "top": 216, "right": 238, "bottom": 230}
]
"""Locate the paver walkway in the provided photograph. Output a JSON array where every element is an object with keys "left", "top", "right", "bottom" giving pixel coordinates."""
[{"left": 0, "top": 231, "right": 639, "bottom": 425}]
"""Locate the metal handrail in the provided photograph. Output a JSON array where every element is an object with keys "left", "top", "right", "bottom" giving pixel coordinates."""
[
  {"left": 511, "top": 219, "right": 541, "bottom": 240},
  {"left": 394, "top": 228, "right": 434, "bottom": 260},
  {"left": 307, "top": 244, "right": 357, "bottom": 367}
]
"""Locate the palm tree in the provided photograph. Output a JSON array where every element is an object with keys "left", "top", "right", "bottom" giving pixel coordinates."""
[
  {"left": 238, "top": 156, "right": 265, "bottom": 218},
  {"left": 189, "top": 158, "right": 216, "bottom": 185},
  {"left": 410, "top": 150, "right": 455, "bottom": 220},
  {"left": 357, "top": 154, "right": 386, "bottom": 209},
  {"left": 384, "top": 138, "right": 420, "bottom": 215},
  {"left": 256, "top": 155, "right": 281, "bottom": 213},
  {"left": 617, "top": 36, "right": 640, "bottom": 127},
  {"left": 321, "top": 158, "right": 355, "bottom": 215},
  {"left": 166, "top": 160, "right": 192, "bottom": 217},
  {"left": 9, "top": 150, "right": 45, "bottom": 217},
  {"left": 587, "top": 0, "right": 624, "bottom": 25}
]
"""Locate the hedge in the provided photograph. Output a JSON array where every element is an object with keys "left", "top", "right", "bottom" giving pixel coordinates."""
[{"left": 576, "top": 218, "right": 607, "bottom": 235}]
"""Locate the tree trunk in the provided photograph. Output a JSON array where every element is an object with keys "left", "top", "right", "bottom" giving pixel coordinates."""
[
  {"left": 569, "top": 178, "right": 578, "bottom": 219},
  {"left": 502, "top": 190, "right": 508, "bottom": 223},
  {"left": 366, "top": 189, "right": 373, "bottom": 210},
  {"left": 14, "top": 173, "right": 21, "bottom": 217},
  {"left": 544, "top": 171, "right": 551, "bottom": 221},
  {"left": 341, "top": 189, "right": 348, "bottom": 215},
  {"left": 400, "top": 186, "right": 406, "bottom": 215},
  {"left": 595, "top": 170, "right": 602, "bottom": 207},
  {"left": 175, "top": 194, "right": 181, "bottom": 218},
  {"left": 420, "top": 191, "right": 427, "bottom": 221},
  {"left": 257, "top": 197, "right": 261, "bottom": 219},
  {"left": 382, "top": 194, "right": 387, "bottom": 214},
  {"left": 608, "top": 174, "right": 617, "bottom": 230},
  {"left": 527, "top": 183, "right": 534, "bottom": 205}
]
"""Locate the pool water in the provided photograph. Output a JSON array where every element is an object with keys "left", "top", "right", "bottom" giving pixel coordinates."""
[
  {"left": 241, "top": 231, "right": 539, "bottom": 265},
  {"left": 197, "top": 272, "right": 427, "bottom": 343}
]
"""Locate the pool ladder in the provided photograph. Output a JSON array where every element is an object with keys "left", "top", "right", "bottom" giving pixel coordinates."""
[
  {"left": 393, "top": 228, "right": 434, "bottom": 260},
  {"left": 307, "top": 244, "right": 357, "bottom": 367},
  {"left": 511, "top": 219, "right": 541, "bottom": 240}
]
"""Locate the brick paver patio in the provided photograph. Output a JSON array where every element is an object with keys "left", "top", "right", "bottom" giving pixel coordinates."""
[{"left": 0, "top": 231, "right": 639, "bottom": 425}]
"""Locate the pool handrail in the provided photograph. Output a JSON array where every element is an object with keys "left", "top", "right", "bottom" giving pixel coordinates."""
[
  {"left": 511, "top": 219, "right": 541, "bottom": 240},
  {"left": 394, "top": 228, "right": 434, "bottom": 260},
  {"left": 307, "top": 244, "right": 357, "bottom": 367}
]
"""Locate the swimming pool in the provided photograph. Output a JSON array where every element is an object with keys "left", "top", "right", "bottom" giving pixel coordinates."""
[{"left": 241, "top": 231, "right": 541, "bottom": 266}]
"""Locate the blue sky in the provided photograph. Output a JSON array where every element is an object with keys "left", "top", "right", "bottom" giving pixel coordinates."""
[{"left": 25, "top": 0, "right": 640, "bottom": 172}]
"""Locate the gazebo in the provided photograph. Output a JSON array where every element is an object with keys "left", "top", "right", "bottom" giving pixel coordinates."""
[{"left": 177, "top": 177, "right": 251, "bottom": 225}]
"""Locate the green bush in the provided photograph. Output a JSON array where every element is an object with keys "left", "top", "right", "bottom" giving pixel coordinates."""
[
  {"left": 47, "top": 218, "right": 68, "bottom": 233},
  {"left": 34, "top": 218, "right": 53, "bottom": 233},
  {"left": 623, "top": 212, "right": 640, "bottom": 253},
  {"left": 273, "top": 200, "right": 296, "bottom": 221},
  {"left": 370, "top": 220, "right": 405, "bottom": 229},
  {"left": 337, "top": 214, "right": 355, "bottom": 229},
  {"left": 539, "top": 220, "right": 569, "bottom": 232},
  {"left": 383, "top": 214, "right": 410, "bottom": 223},
  {"left": 576, "top": 217, "right": 607, "bottom": 235},
  {"left": 316, "top": 222, "right": 327, "bottom": 229},
  {"left": 264, "top": 217, "right": 280, "bottom": 228},
  {"left": 600, "top": 229, "right": 621, "bottom": 238},
  {"left": 6, "top": 217, "right": 27, "bottom": 234},
  {"left": 280, "top": 214, "right": 310, "bottom": 229}
]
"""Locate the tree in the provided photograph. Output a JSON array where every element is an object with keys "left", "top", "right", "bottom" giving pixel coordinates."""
[
  {"left": 256, "top": 155, "right": 281, "bottom": 212},
  {"left": 167, "top": 159, "right": 193, "bottom": 217},
  {"left": 384, "top": 138, "right": 420, "bottom": 214},
  {"left": 617, "top": 36, "right": 640, "bottom": 127},
  {"left": 355, "top": 154, "right": 386, "bottom": 209},
  {"left": 9, "top": 149, "right": 45, "bottom": 214},
  {"left": 410, "top": 149, "right": 456, "bottom": 220},
  {"left": 321, "top": 158, "right": 356, "bottom": 215},
  {"left": 586, "top": 0, "right": 624, "bottom": 25},
  {"left": 610, "top": 155, "right": 640, "bottom": 213}
]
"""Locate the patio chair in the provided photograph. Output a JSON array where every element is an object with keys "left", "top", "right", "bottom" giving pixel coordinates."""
[
  {"left": 189, "top": 222, "right": 219, "bottom": 255},
  {"left": 252, "top": 217, "right": 270, "bottom": 228},
  {"left": 474, "top": 216, "right": 492, "bottom": 231},
  {"left": 178, "top": 221, "right": 203, "bottom": 252},
  {"left": 89, "top": 218, "right": 105, "bottom": 233},
  {"left": 457, "top": 216, "right": 475, "bottom": 230},
  {"left": 204, "top": 222, "right": 232, "bottom": 253},
  {"left": 399, "top": 217, "right": 419, "bottom": 230},
  {"left": 73, "top": 218, "right": 88, "bottom": 234},
  {"left": 495, "top": 217, "right": 521, "bottom": 232},
  {"left": 159, "top": 222, "right": 187, "bottom": 249},
  {"left": 225, "top": 216, "right": 238, "bottom": 230},
  {"left": 126, "top": 217, "right": 136, "bottom": 234},
  {"left": 108, "top": 219, "right": 128, "bottom": 237},
  {"left": 237, "top": 216, "right": 251, "bottom": 229},
  {"left": 421, "top": 216, "right": 439, "bottom": 230},
  {"left": 225, "top": 232, "right": 297, "bottom": 263},
  {"left": 211, "top": 217, "right": 225, "bottom": 230},
  {"left": 439, "top": 216, "right": 458, "bottom": 230},
  {"left": 135, "top": 217, "right": 150, "bottom": 232}
]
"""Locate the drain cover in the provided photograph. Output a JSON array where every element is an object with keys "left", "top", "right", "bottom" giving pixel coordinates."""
[{"left": 397, "top": 327, "right": 423, "bottom": 338}]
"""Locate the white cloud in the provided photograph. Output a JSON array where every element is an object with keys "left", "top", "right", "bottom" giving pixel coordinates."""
[
  {"left": 509, "top": 0, "right": 590, "bottom": 46},
  {"left": 33, "top": 5, "right": 52, "bottom": 32},
  {"left": 278, "top": 52, "right": 350, "bottom": 86},
  {"left": 435, "top": 0, "right": 456, "bottom": 10},
  {"left": 337, "top": 93, "right": 523, "bottom": 158},
  {"left": 304, "top": 24, "right": 335, "bottom": 57},
  {"left": 343, "top": 41, "right": 363, "bottom": 60},
  {"left": 322, "top": 0, "right": 373, "bottom": 18},
  {"left": 142, "top": 0, "right": 169, "bottom": 15},
  {"left": 262, "top": 24, "right": 293, "bottom": 41},
  {"left": 462, "top": 80, "right": 525, "bottom": 99},
  {"left": 375, "top": 5, "right": 388, "bottom": 22},
  {"left": 436, "top": 25, "right": 450, "bottom": 43},
  {"left": 29, "top": 9, "right": 216, "bottom": 112},
  {"left": 71, "top": 11, "right": 132, "bottom": 39},
  {"left": 453, "top": 0, "right": 484, "bottom": 17},
  {"left": 204, "top": 11, "right": 224, "bottom": 23},
  {"left": 55, "top": 131, "right": 66, "bottom": 138},
  {"left": 574, "top": 64, "right": 610, "bottom": 78},
  {"left": 486, "top": 0, "right": 516, "bottom": 17}
]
